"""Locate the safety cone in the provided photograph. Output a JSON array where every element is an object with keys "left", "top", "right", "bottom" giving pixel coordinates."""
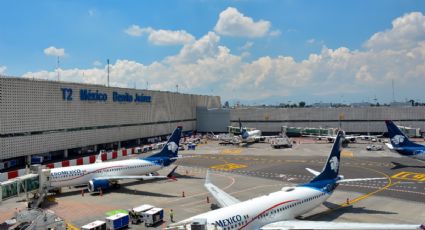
[
  {"left": 182, "top": 191, "right": 185, "bottom": 197},
  {"left": 81, "top": 189, "right": 84, "bottom": 197}
]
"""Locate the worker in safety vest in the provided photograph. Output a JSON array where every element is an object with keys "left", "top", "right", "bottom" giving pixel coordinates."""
[{"left": 169, "top": 209, "right": 174, "bottom": 222}]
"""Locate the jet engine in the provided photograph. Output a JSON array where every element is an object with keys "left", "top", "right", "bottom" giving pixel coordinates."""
[{"left": 88, "top": 179, "right": 110, "bottom": 192}]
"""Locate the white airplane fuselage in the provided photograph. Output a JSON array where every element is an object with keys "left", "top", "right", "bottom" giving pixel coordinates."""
[
  {"left": 47, "top": 159, "right": 162, "bottom": 188},
  {"left": 242, "top": 130, "right": 262, "bottom": 143},
  {"left": 182, "top": 186, "right": 330, "bottom": 230}
]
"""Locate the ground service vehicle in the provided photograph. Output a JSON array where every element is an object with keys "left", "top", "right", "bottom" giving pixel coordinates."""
[{"left": 105, "top": 213, "right": 129, "bottom": 230}]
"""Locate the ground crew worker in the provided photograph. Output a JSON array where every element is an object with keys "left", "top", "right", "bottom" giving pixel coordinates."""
[{"left": 170, "top": 209, "right": 174, "bottom": 222}]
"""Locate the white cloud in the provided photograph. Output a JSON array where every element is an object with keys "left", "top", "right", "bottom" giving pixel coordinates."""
[
  {"left": 124, "top": 25, "right": 145, "bottom": 37},
  {"left": 148, "top": 29, "right": 195, "bottom": 45},
  {"left": 269, "top": 30, "right": 281, "bottom": 37},
  {"left": 365, "top": 12, "right": 425, "bottom": 51},
  {"left": 240, "top": 41, "right": 254, "bottom": 50},
  {"left": 44, "top": 46, "right": 65, "bottom": 57},
  {"left": 22, "top": 12, "right": 425, "bottom": 103},
  {"left": 93, "top": 60, "right": 102, "bottom": 67},
  {"left": 214, "top": 7, "right": 271, "bottom": 37},
  {"left": 0, "top": 66, "right": 6, "bottom": 75},
  {"left": 125, "top": 25, "right": 194, "bottom": 45},
  {"left": 307, "top": 38, "right": 316, "bottom": 44}
]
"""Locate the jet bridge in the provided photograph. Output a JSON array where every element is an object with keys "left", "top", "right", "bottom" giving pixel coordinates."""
[{"left": 0, "top": 165, "right": 50, "bottom": 207}]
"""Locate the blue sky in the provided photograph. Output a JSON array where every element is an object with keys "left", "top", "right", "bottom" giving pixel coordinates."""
[{"left": 1, "top": 0, "right": 425, "bottom": 104}]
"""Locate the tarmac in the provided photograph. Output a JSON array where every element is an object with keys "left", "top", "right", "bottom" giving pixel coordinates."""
[{"left": 0, "top": 138, "right": 424, "bottom": 229}]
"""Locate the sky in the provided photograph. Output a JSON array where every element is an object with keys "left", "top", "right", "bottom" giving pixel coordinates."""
[{"left": 1, "top": 0, "right": 425, "bottom": 105}]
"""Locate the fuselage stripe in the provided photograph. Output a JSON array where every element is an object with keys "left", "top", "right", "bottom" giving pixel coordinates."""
[{"left": 238, "top": 199, "right": 298, "bottom": 230}]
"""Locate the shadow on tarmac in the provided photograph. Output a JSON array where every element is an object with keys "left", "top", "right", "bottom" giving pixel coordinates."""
[
  {"left": 173, "top": 172, "right": 204, "bottom": 180},
  {"left": 53, "top": 179, "right": 180, "bottom": 198},
  {"left": 390, "top": 161, "right": 425, "bottom": 170},
  {"left": 304, "top": 202, "right": 398, "bottom": 221}
]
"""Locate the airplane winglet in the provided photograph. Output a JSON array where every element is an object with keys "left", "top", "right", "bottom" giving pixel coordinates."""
[{"left": 95, "top": 150, "right": 104, "bottom": 163}]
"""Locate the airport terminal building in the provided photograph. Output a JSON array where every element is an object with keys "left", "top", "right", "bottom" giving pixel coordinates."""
[
  {"left": 2, "top": 75, "right": 425, "bottom": 170},
  {"left": 0, "top": 76, "right": 220, "bottom": 167}
]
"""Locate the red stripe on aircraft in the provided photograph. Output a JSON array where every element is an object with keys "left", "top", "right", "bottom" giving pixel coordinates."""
[{"left": 238, "top": 199, "right": 298, "bottom": 230}]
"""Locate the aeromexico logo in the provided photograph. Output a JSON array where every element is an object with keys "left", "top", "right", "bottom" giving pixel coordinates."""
[
  {"left": 51, "top": 169, "right": 83, "bottom": 177},
  {"left": 329, "top": 156, "right": 339, "bottom": 173},
  {"left": 167, "top": 142, "right": 178, "bottom": 153},
  {"left": 215, "top": 215, "right": 242, "bottom": 228},
  {"left": 391, "top": 135, "right": 405, "bottom": 145}
]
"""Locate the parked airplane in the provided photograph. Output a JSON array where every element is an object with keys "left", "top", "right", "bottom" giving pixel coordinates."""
[
  {"left": 385, "top": 120, "right": 425, "bottom": 162},
  {"left": 167, "top": 131, "right": 423, "bottom": 230},
  {"left": 47, "top": 126, "right": 182, "bottom": 192},
  {"left": 239, "top": 119, "right": 262, "bottom": 143}
]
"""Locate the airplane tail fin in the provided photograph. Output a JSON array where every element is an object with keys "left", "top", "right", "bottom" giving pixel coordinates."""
[
  {"left": 95, "top": 150, "right": 104, "bottom": 163},
  {"left": 385, "top": 120, "right": 422, "bottom": 148},
  {"left": 239, "top": 118, "right": 243, "bottom": 133},
  {"left": 310, "top": 131, "right": 343, "bottom": 183},
  {"left": 149, "top": 126, "right": 182, "bottom": 159},
  {"left": 239, "top": 118, "right": 248, "bottom": 139}
]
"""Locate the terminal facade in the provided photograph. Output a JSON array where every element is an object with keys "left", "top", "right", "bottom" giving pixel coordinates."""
[
  {"left": 0, "top": 76, "right": 220, "bottom": 168},
  {"left": 2, "top": 76, "right": 425, "bottom": 170}
]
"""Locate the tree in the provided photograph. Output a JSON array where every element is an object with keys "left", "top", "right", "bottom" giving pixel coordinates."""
[{"left": 299, "top": 101, "right": 306, "bottom": 107}]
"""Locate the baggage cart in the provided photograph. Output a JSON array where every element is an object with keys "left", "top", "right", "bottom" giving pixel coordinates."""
[
  {"left": 105, "top": 213, "right": 129, "bottom": 230},
  {"left": 130, "top": 204, "right": 154, "bottom": 224},
  {"left": 81, "top": 220, "right": 106, "bottom": 230},
  {"left": 142, "top": 208, "right": 163, "bottom": 227}
]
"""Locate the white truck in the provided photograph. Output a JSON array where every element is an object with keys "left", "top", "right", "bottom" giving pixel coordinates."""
[
  {"left": 142, "top": 208, "right": 164, "bottom": 227},
  {"left": 130, "top": 204, "right": 154, "bottom": 224},
  {"left": 270, "top": 137, "right": 292, "bottom": 149},
  {"left": 105, "top": 213, "right": 129, "bottom": 230}
]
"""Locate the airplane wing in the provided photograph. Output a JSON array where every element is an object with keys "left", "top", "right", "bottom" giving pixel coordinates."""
[
  {"left": 204, "top": 171, "right": 240, "bottom": 207},
  {"left": 96, "top": 166, "right": 178, "bottom": 181},
  {"left": 338, "top": 177, "right": 386, "bottom": 183},
  {"left": 95, "top": 175, "right": 170, "bottom": 180},
  {"left": 260, "top": 220, "right": 422, "bottom": 229},
  {"left": 305, "top": 168, "right": 320, "bottom": 176},
  {"left": 385, "top": 142, "right": 395, "bottom": 150}
]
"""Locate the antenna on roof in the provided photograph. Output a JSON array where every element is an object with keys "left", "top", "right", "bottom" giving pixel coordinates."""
[
  {"left": 107, "top": 59, "right": 110, "bottom": 87},
  {"left": 392, "top": 79, "right": 395, "bottom": 102}
]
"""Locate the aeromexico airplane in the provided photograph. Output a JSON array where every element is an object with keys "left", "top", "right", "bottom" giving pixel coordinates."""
[
  {"left": 239, "top": 119, "right": 262, "bottom": 143},
  {"left": 168, "top": 131, "right": 424, "bottom": 230},
  {"left": 385, "top": 120, "right": 425, "bottom": 162},
  {"left": 46, "top": 126, "right": 182, "bottom": 192}
]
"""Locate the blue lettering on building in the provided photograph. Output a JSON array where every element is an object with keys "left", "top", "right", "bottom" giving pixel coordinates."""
[
  {"left": 61, "top": 88, "right": 73, "bottom": 101},
  {"left": 113, "top": 92, "right": 133, "bottom": 102},
  {"left": 215, "top": 215, "right": 242, "bottom": 227},
  {"left": 80, "top": 89, "right": 108, "bottom": 101},
  {"left": 61, "top": 88, "right": 151, "bottom": 103},
  {"left": 134, "top": 93, "right": 151, "bottom": 103}
]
